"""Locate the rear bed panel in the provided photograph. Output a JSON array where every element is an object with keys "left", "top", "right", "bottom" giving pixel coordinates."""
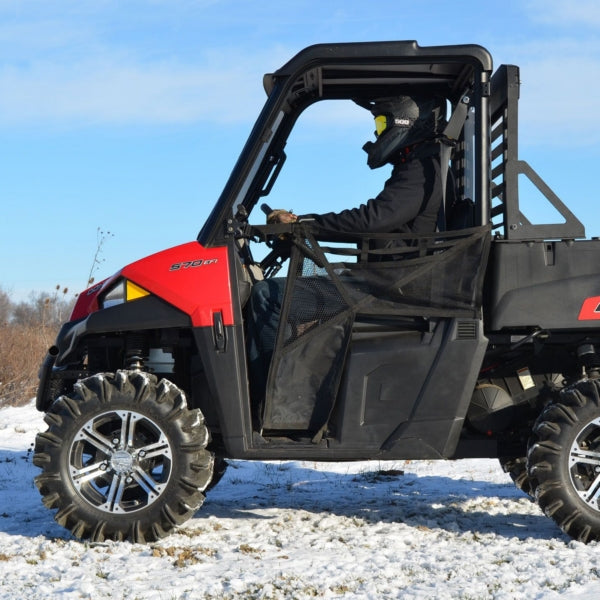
[{"left": 486, "top": 239, "right": 600, "bottom": 331}]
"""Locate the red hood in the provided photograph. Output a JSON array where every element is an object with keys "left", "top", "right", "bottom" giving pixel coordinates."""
[{"left": 70, "top": 241, "right": 233, "bottom": 327}]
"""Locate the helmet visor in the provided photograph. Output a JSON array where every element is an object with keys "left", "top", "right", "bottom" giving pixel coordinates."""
[
  {"left": 374, "top": 114, "right": 389, "bottom": 137},
  {"left": 374, "top": 113, "right": 413, "bottom": 137}
]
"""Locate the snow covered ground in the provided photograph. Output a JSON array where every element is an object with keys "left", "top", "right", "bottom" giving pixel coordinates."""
[{"left": 1, "top": 402, "right": 600, "bottom": 599}]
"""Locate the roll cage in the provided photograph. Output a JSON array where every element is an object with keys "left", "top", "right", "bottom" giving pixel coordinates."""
[
  {"left": 198, "top": 40, "right": 584, "bottom": 246},
  {"left": 198, "top": 41, "right": 494, "bottom": 246}
]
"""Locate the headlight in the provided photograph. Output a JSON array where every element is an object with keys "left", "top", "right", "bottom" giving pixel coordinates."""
[{"left": 100, "top": 279, "right": 150, "bottom": 309}]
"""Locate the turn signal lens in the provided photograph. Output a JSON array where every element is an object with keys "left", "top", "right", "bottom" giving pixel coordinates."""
[
  {"left": 101, "top": 280, "right": 150, "bottom": 309},
  {"left": 126, "top": 280, "right": 150, "bottom": 302}
]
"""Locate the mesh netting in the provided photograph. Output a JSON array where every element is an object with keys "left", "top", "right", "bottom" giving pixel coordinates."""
[
  {"left": 288, "top": 224, "right": 491, "bottom": 324},
  {"left": 282, "top": 275, "right": 348, "bottom": 347},
  {"left": 262, "top": 224, "right": 491, "bottom": 431}
]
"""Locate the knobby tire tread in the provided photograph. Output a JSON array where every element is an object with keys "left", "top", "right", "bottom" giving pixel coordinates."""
[
  {"left": 33, "top": 370, "right": 213, "bottom": 543},
  {"left": 528, "top": 378, "right": 600, "bottom": 543}
]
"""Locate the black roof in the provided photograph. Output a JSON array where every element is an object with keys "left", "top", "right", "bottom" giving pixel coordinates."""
[{"left": 264, "top": 41, "right": 493, "bottom": 101}]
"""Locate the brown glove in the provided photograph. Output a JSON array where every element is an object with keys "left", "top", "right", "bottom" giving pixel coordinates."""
[{"left": 267, "top": 209, "right": 298, "bottom": 224}]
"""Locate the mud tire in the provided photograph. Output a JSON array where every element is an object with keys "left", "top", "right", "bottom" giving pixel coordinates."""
[
  {"left": 33, "top": 370, "right": 213, "bottom": 543},
  {"left": 206, "top": 456, "right": 229, "bottom": 491},
  {"left": 528, "top": 378, "right": 600, "bottom": 543},
  {"left": 499, "top": 455, "right": 534, "bottom": 499}
]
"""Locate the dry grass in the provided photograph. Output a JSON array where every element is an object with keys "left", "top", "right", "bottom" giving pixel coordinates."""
[
  {"left": 0, "top": 323, "right": 57, "bottom": 408},
  {"left": 0, "top": 284, "right": 75, "bottom": 408},
  {"left": 0, "top": 232, "right": 109, "bottom": 408}
]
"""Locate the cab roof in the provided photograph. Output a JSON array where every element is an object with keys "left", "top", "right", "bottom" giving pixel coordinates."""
[{"left": 263, "top": 41, "right": 493, "bottom": 103}]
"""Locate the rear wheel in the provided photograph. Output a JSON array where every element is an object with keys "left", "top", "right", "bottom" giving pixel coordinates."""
[
  {"left": 528, "top": 378, "right": 600, "bottom": 543},
  {"left": 33, "top": 370, "right": 213, "bottom": 542},
  {"left": 498, "top": 376, "right": 563, "bottom": 501},
  {"left": 499, "top": 455, "right": 534, "bottom": 499}
]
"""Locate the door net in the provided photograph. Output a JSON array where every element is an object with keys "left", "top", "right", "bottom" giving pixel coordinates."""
[{"left": 262, "top": 224, "right": 491, "bottom": 432}]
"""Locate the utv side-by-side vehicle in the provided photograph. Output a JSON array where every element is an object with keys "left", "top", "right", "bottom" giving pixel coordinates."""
[{"left": 33, "top": 41, "right": 600, "bottom": 544}]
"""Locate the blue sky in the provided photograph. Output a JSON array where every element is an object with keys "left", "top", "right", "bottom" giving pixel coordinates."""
[{"left": 1, "top": 0, "right": 599, "bottom": 301}]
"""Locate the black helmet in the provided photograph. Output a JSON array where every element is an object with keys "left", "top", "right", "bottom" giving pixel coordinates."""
[{"left": 361, "top": 95, "right": 446, "bottom": 169}]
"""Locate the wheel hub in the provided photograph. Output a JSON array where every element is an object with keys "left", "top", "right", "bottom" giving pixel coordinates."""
[
  {"left": 569, "top": 416, "right": 600, "bottom": 512},
  {"left": 110, "top": 450, "right": 134, "bottom": 474},
  {"left": 69, "top": 409, "right": 173, "bottom": 514}
]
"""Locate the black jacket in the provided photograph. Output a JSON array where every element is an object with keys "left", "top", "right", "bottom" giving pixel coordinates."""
[{"left": 304, "top": 154, "right": 443, "bottom": 236}]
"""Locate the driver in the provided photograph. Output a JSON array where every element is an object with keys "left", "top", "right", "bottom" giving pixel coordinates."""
[{"left": 247, "top": 95, "right": 447, "bottom": 401}]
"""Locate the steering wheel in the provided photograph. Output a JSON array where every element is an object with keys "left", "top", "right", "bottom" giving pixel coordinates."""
[
  {"left": 258, "top": 203, "right": 293, "bottom": 277},
  {"left": 260, "top": 203, "right": 327, "bottom": 270}
]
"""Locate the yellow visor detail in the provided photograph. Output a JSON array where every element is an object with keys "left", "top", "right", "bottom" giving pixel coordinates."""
[
  {"left": 126, "top": 280, "right": 150, "bottom": 301},
  {"left": 374, "top": 115, "right": 388, "bottom": 136}
]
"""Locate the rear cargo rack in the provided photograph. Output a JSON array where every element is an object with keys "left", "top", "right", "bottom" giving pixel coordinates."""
[{"left": 489, "top": 64, "right": 584, "bottom": 241}]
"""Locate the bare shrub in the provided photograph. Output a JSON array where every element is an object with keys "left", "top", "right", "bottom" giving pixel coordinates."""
[
  {"left": 87, "top": 228, "right": 114, "bottom": 286},
  {"left": 0, "top": 289, "right": 11, "bottom": 323},
  {"left": 1, "top": 229, "right": 113, "bottom": 407},
  {"left": 0, "top": 324, "right": 55, "bottom": 407},
  {"left": 11, "top": 287, "right": 74, "bottom": 329},
  {"left": 0, "top": 287, "right": 75, "bottom": 408}
]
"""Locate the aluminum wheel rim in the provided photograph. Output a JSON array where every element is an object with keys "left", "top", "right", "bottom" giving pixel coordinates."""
[
  {"left": 568, "top": 416, "right": 600, "bottom": 512},
  {"left": 68, "top": 410, "right": 173, "bottom": 514}
]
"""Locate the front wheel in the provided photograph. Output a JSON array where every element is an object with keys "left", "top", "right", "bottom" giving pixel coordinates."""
[
  {"left": 528, "top": 378, "right": 600, "bottom": 543},
  {"left": 206, "top": 456, "right": 229, "bottom": 491},
  {"left": 33, "top": 370, "right": 213, "bottom": 543}
]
